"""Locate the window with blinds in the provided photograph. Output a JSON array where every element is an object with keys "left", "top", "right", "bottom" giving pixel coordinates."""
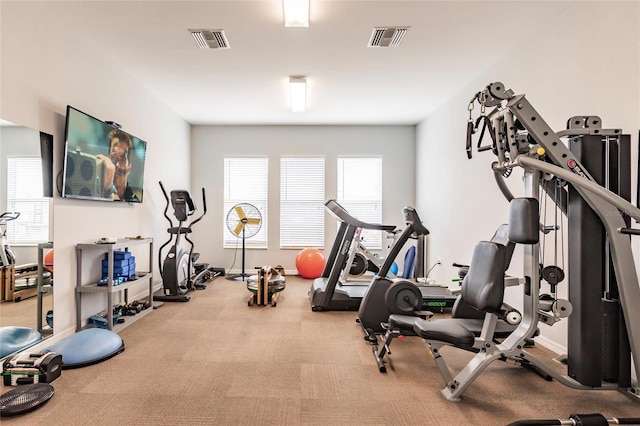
[
  {"left": 337, "top": 157, "right": 383, "bottom": 249},
  {"left": 223, "top": 157, "right": 268, "bottom": 248},
  {"left": 6, "top": 157, "right": 50, "bottom": 245},
  {"left": 280, "top": 157, "right": 325, "bottom": 248}
]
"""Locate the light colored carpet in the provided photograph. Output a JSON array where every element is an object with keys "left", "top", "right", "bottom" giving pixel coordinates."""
[{"left": 1, "top": 276, "right": 638, "bottom": 425}]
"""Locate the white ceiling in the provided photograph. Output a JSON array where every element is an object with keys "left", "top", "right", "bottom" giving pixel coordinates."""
[{"left": 50, "top": 0, "right": 573, "bottom": 125}]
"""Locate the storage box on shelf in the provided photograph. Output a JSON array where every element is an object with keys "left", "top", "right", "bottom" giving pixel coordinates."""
[{"left": 75, "top": 238, "right": 153, "bottom": 332}]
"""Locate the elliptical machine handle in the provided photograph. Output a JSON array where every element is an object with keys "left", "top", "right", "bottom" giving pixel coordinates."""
[
  {"left": 158, "top": 181, "right": 169, "bottom": 201},
  {"left": 158, "top": 181, "right": 172, "bottom": 227},
  {"left": 403, "top": 206, "right": 430, "bottom": 236},
  {"left": 189, "top": 188, "right": 207, "bottom": 227},
  {"left": 0, "top": 212, "right": 21, "bottom": 223}
]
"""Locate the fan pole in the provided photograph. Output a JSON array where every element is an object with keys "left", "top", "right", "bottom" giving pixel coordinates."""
[{"left": 241, "top": 227, "right": 246, "bottom": 281}]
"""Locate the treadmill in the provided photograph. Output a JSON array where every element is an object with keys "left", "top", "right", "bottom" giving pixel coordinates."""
[
  {"left": 309, "top": 199, "right": 457, "bottom": 311},
  {"left": 310, "top": 199, "right": 396, "bottom": 311}
]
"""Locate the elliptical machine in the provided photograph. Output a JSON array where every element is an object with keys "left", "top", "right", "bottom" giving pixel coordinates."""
[
  {"left": 153, "top": 182, "right": 212, "bottom": 302},
  {"left": 357, "top": 206, "right": 431, "bottom": 339}
]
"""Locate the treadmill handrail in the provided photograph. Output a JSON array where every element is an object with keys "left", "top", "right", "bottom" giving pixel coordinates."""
[{"left": 324, "top": 199, "right": 396, "bottom": 232}]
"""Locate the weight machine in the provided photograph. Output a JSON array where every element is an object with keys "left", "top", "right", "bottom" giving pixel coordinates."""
[{"left": 415, "top": 82, "right": 640, "bottom": 402}]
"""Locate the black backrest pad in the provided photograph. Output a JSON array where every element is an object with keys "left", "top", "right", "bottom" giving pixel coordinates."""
[
  {"left": 508, "top": 197, "right": 539, "bottom": 244},
  {"left": 490, "top": 224, "right": 516, "bottom": 269},
  {"left": 451, "top": 295, "right": 484, "bottom": 319},
  {"left": 461, "top": 241, "right": 506, "bottom": 313}
]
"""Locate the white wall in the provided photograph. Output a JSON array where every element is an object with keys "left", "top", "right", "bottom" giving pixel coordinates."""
[
  {"left": 1, "top": 2, "right": 191, "bottom": 337},
  {"left": 191, "top": 125, "right": 416, "bottom": 273},
  {"left": 416, "top": 1, "right": 639, "bottom": 353}
]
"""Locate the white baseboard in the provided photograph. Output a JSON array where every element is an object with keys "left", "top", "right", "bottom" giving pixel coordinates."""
[{"left": 534, "top": 335, "right": 567, "bottom": 355}]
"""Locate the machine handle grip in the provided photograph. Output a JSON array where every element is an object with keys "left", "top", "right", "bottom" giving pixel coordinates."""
[
  {"left": 466, "top": 121, "right": 474, "bottom": 159},
  {"left": 189, "top": 188, "right": 208, "bottom": 227},
  {"left": 619, "top": 227, "right": 640, "bottom": 235},
  {"left": 201, "top": 188, "right": 207, "bottom": 214},
  {"left": 158, "top": 181, "right": 172, "bottom": 226}
]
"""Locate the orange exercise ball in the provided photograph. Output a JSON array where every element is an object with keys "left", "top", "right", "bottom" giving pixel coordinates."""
[
  {"left": 296, "top": 248, "right": 325, "bottom": 279},
  {"left": 44, "top": 250, "right": 54, "bottom": 269}
]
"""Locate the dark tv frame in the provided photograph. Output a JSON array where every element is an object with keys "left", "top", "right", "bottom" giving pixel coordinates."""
[
  {"left": 39, "top": 131, "right": 54, "bottom": 198},
  {"left": 62, "top": 106, "right": 147, "bottom": 203}
]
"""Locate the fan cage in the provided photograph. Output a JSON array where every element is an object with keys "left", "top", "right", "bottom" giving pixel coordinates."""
[{"left": 225, "top": 203, "right": 263, "bottom": 240}]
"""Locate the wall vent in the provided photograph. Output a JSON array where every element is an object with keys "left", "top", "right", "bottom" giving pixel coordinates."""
[
  {"left": 189, "top": 29, "right": 230, "bottom": 49},
  {"left": 367, "top": 27, "right": 409, "bottom": 48}
]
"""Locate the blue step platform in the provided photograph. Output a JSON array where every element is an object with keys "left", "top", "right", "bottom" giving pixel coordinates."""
[{"left": 45, "top": 328, "right": 124, "bottom": 369}]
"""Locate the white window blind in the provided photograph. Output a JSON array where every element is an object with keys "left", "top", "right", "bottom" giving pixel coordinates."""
[
  {"left": 6, "top": 157, "right": 50, "bottom": 244},
  {"left": 223, "top": 157, "right": 268, "bottom": 248},
  {"left": 280, "top": 157, "right": 325, "bottom": 248},
  {"left": 337, "top": 157, "right": 383, "bottom": 249}
]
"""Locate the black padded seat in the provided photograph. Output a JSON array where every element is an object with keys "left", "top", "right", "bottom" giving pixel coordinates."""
[
  {"left": 413, "top": 319, "right": 475, "bottom": 348},
  {"left": 388, "top": 314, "right": 419, "bottom": 336},
  {"left": 411, "top": 241, "right": 505, "bottom": 349},
  {"left": 389, "top": 313, "right": 522, "bottom": 340},
  {"left": 452, "top": 318, "right": 515, "bottom": 338}
]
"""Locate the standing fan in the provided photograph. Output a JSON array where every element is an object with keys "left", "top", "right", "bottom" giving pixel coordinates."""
[{"left": 226, "top": 203, "right": 262, "bottom": 281}]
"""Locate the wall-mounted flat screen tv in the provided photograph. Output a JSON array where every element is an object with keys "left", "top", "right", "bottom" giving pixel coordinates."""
[{"left": 62, "top": 106, "right": 147, "bottom": 203}]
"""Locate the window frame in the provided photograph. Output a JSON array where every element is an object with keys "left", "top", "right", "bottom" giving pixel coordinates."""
[
  {"left": 223, "top": 157, "right": 269, "bottom": 249},
  {"left": 6, "top": 156, "right": 50, "bottom": 245},
  {"left": 337, "top": 156, "right": 383, "bottom": 249},
  {"left": 280, "top": 156, "right": 325, "bottom": 249}
]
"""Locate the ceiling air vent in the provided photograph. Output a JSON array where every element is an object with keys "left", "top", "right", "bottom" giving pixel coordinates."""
[
  {"left": 189, "top": 29, "right": 230, "bottom": 49},
  {"left": 367, "top": 27, "right": 409, "bottom": 48}
]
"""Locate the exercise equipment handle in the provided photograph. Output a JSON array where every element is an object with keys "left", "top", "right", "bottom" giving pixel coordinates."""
[
  {"left": 466, "top": 121, "right": 474, "bottom": 159},
  {"left": 403, "top": 206, "right": 430, "bottom": 236},
  {"left": 324, "top": 199, "right": 396, "bottom": 232},
  {"left": 158, "top": 181, "right": 172, "bottom": 227},
  {"left": 507, "top": 413, "right": 640, "bottom": 426},
  {"left": 619, "top": 227, "right": 640, "bottom": 236},
  {"left": 0, "top": 212, "right": 20, "bottom": 224},
  {"left": 189, "top": 188, "right": 207, "bottom": 228}
]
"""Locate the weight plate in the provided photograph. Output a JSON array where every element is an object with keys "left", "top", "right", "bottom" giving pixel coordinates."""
[
  {"left": 541, "top": 265, "right": 565, "bottom": 285},
  {"left": 553, "top": 299, "right": 573, "bottom": 318},
  {"left": 385, "top": 281, "right": 422, "bottom": 314},
  {"left": 349, "top": 253, "right": 367, "bottom": 277}
]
